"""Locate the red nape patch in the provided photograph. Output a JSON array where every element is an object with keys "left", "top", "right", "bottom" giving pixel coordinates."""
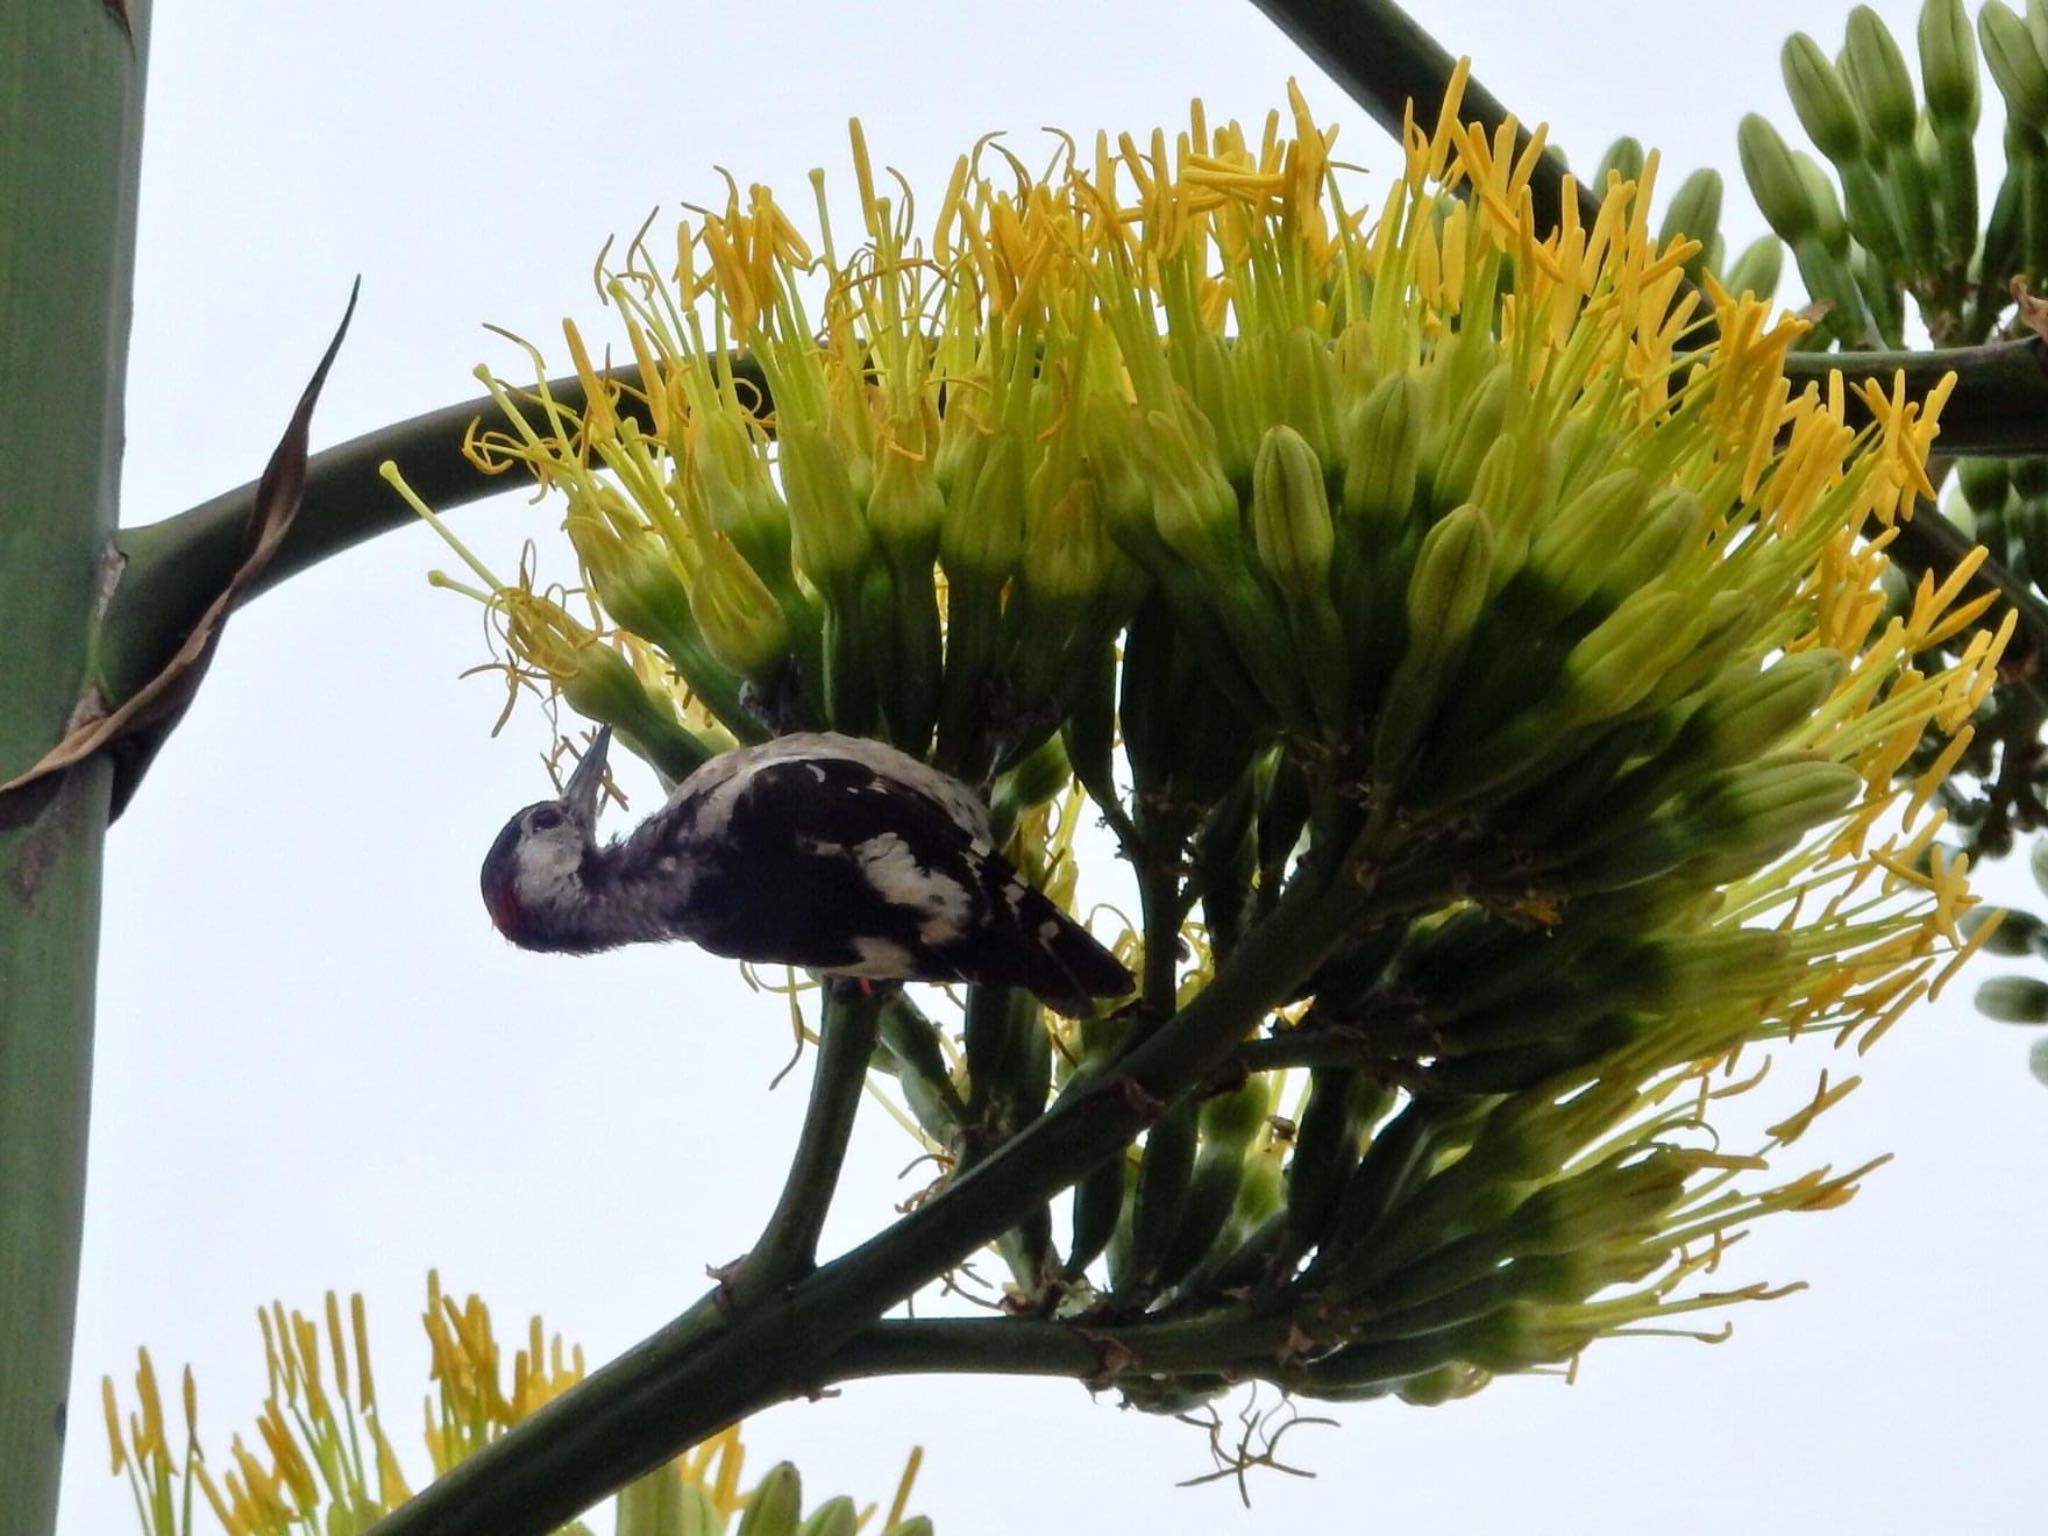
[{"left": 481, "top": 870, "right": 527, "bottom": 943}]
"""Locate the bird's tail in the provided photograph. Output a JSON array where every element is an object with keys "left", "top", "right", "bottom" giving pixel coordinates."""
[{"left": 980, "top": 878, "right": 1134, "bottom": 1017}]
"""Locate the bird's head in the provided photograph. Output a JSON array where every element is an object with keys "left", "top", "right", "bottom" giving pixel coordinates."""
[{"left": 480, "top": 727, "right": 612, "bottom": 951}]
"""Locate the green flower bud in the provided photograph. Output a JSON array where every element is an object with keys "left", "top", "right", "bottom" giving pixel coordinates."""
[
  {"left": 737, "top": 1463, "right": 804, "bottom": 1536},
  {"left": 1842, "top": 7, "right": 1920, "bottom": 144},
  {"left": 1428, "top": 362, "right": 1514, "bottom": 514},
  {"left": 1596, "top": 136, "right": 1646, "bottom": 188},
  {"left": 1659, "top": 168, "right": 1724, "bottom": 253},
  {"left": 799, "top": 1497, "right": 859, "bottom": 1536},
  {"left": 2030, "top": 835, "right": 2048, "bottom": 899},
  {"left": 1979, "top": 2, "right": 2048, "bottom": 133},
  {"left": 1795, "top": 152, "right": 1851, "bottom": 255},
  {"left": 1139, "top": 408, "right": 1243, "bottom": 576},
  {"left": 1958, "top": 456, "right": 2014, "bottom": 512},
  {"left": 1200, "top": 1074, "right": 1273, "bottom": 1150},
  {"left": 1558, "top": 588, "right": 1702, "bottom": 723},
  {"left": 1975, "top": 975, "right": 2048, "bottom": 1022},
  {"left": 1782, "top": 35, "right": 1868, "bottom": 163},
  {"left": 779, "top": 420, "right": 873, "bottom": 592},
  {"left": 1280, "top": 324, "right": 1342, "bottom": 461},
  {"left": 1188, "top": 332, "right": 1259, "bottom": 486},
  {"left": 689, "top": 532, "right": 791, "bottom": 680},
  {"left": 1340, "top": 373, "right": 1424, "bottom": 530},
  {"left": 1688, "top": 648, "right": 1847, "bottom": 767},
  {"left": 1740, "top": 113, "right": 1820, "bottom": 242},
  {"left": 1684, "top": 754, "right": 1863, "bottom": 878},
  {"left": 1723, "top": 234, "right": 1785, "bottom": 299},
  {"left": 1374, "top": 504, "right": 1494, "bottom": 778},
  {"left": 1528, "top": 468, "right": 1651, "bottom": 610},
  {"left": 1962, "top": 905, "right": 2040, "bottom": 955},
  {"left": 1250, "top": 424, "right": 1335, "bottom": 597},
  {"left": 1921, "top": 0, "right": 1982, "bottom": 131},
  {"left": 1600, "top": 487, "right": 1698, "bottom": 602},
  {"left": 889, "top": 1520, "right": 935, "bottom": 1536}
]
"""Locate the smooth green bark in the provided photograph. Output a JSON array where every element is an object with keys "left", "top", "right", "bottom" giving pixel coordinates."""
[{"left": 0, "top": 4, "right": 149, "bottom": 1536}]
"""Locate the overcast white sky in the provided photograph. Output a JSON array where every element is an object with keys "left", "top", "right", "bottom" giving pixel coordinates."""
[{"left": 61, "top": 2, "right": 2048, "bottom": 1532}]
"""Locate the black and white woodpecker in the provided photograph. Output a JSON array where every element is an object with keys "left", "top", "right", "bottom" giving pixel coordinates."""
[{"left": 480, "top": 728, "right": 1134, "bottom": 1016}]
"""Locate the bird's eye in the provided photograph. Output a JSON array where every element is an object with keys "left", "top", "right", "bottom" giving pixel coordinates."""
[{"left": 530, "top": 806, "right": 566, "bottom": 831}]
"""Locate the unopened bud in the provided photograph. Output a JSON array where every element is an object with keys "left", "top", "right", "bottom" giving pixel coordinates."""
[
  {"left": 1740, "top": 113, "right": 1820, "bottom": 242},
  {"left": 1559, "top": 588, "right": 1701, "bottom": 723},
  {"left": 1979, "top": 3, "right": 2048, "bottom": 132},
  {"left": 1842, "top": 6, "right": 1920, "bottom": 144},
  {"left": 1528, "top": 468, "right": 1651, "bottom": 609},
  {"left": 1658, "top": 168, "right": 1725, "bottom": 253},
  {"left": 1251, "top": 424, "right": 1336, "bottom": 598},
  {"left": 1962, "top": 905, "right": 2039, "bottom": 956},
  {"left": 737, "top": 1463, "right": 803, "bottom": 1536},
  {"left": 1200, "top": 1076, "right": 1274, "bottom": 1151},
  {"left": 1596, "top": 136, "right": 1645, "bottom": 188},
  {"left": 1688, "top": 648, "right": 1847, "bottom": 768},
  {"left": 1921, "top": 0, "right": 1982, "bottom": 131},
  {"left": 1723, "top": 234, "right": 1786, "bottom": 299},
  {"left": 1975, "top": 975, "right": 2048, "bottom": 1022},
  {"left": 1427, "top": 362, "right": 1515, "bottom": 515},
  {"left": 1341, "top": 373, "right": 1424, "bottom": 530},
  {"left": 1280, "top": 324, "right": 1342, "bottom": 460},
  {"left": 1140, "top": 407, "right": 1243, "bottom": 576},
  {"left": 1685, "top": 753, "right": 1862, "bottom": 877},
  {"left": 1795, "top": 152, "right": 1850, "bottom": 255},
  {"left": 1782, "top": 35, "right": 1869, "bottom": 163},
  {"left": 1374, "top": 504, "right": 1494, "bottom": 777},
  {"left": 799, "top": 1498, "right": 859, "bottom": 1536},
  {"left": 1957, "top": 455, "right": 2013, "bottom": 512}
]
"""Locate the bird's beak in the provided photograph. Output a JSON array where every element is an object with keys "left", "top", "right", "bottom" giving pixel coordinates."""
[{"left": 563, "top": 726, "right": 612, "bottom": 829}]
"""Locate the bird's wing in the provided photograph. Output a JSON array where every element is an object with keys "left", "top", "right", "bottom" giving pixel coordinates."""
[{"left": 655, "top": 752, "right": 1129, "bottom": 1012}]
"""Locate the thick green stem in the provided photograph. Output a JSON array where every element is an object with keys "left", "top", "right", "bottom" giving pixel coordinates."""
[
  {"left": 724, "top": 988, "right": 883, "bottom": 1304},
  {"left": 364, "top": 868, "right": 1372, "bottom": 1536},
  {"left": 0, "top": 3, "right": 148, "bottom": 1534},
  {"left": 1247, "top": 0, "right": 1592, "bottom": 245}
]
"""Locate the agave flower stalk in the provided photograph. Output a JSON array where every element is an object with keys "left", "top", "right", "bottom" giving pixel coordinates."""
[
  {"left": 392, "top": 69, "right": 2010, "bottom": 1523},
  {"left": 102, "top": 1278, "right": 932, "bottom": 1536}
]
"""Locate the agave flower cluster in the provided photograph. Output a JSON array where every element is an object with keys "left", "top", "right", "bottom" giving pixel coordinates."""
[
  {"left": 401, "top": 70, "right": 2011, "bottom": 1406},
  {"left": 103, "top": 1276, "right": 930, "bottom": 1536}
]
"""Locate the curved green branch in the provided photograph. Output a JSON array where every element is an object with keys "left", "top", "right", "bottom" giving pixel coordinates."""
[
  {"left": 725, "top": 987, "right": 884, "bottom": 1303},
  {"left": 365, "top": 864, "right": 1387, "bottom": 1536}
]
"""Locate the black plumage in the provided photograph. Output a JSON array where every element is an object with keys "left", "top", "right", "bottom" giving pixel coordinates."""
[{"left": 481, "top": 730, "right": 1132, "bottom": 1016}]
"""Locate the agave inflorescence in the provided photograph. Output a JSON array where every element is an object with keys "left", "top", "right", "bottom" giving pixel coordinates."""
[
  {"left": 102, "top": 1277, "right": 931, "bottom": 1536},
  {"left": 396, "top": 67, "right": 2011, "bottom": 1408}
]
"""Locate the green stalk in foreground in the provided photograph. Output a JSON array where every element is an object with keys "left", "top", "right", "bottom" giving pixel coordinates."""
[{"left": 0, "top": 5, "right": 150, "bottom": 1536}]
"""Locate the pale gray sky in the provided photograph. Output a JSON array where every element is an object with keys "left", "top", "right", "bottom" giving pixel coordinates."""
[{"left": 66, "top": 2, "right": 2048, "bottom": 1532}]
